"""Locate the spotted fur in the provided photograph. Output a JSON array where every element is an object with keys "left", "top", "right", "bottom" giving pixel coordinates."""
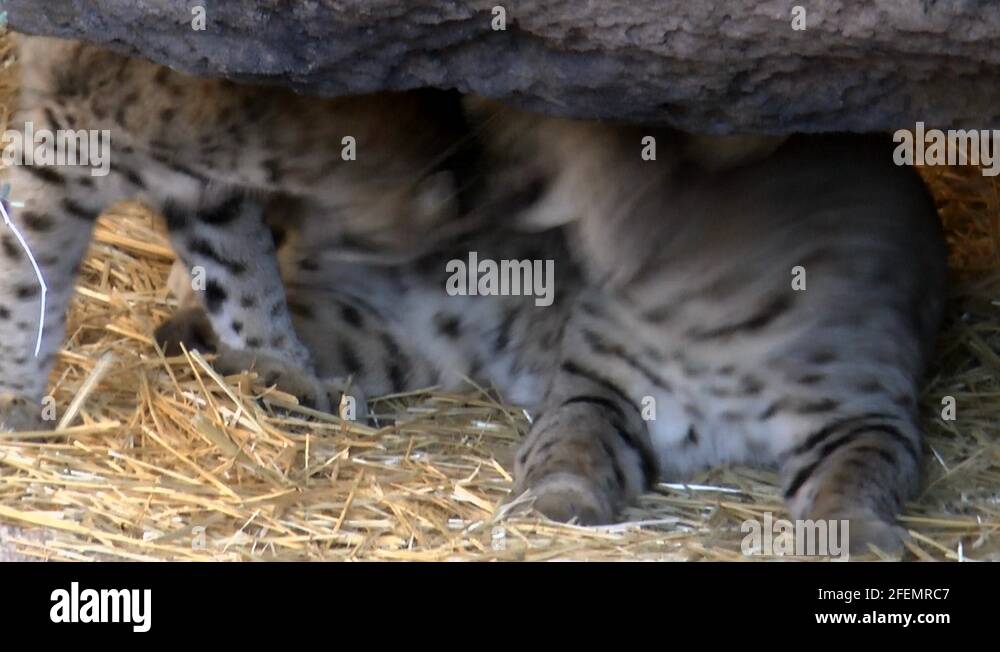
[
  {"left": 0, "top": 36, "right": 947, "bottom": 555},
  {"left": 0, "top": 35, "right": 472, "bottom": 416},
  {"left": 161, "top": 115, "right": 946, "bottom": 554}
]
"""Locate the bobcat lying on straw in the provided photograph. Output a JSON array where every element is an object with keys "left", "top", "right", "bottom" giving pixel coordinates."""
[{"left": 0, "top": 35, "right": 946, "bottom": 555}]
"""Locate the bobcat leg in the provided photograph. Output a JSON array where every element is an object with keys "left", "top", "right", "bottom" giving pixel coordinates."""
[
  {"left": 159, "top": 192, "right": 327, "bottom": 410},
  {"left": 513, "top": 359, "right": 658, "bottom": 524},
  {"left": 0, "top": 130, "right": 106, "bottom": 428},
  {"left": 779, "top": 411, "right": 921, "bottom": 555}
]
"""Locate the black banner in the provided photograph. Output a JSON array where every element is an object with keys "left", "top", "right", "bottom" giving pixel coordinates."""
[{"left": 0, "top": 562, "right": 982, "bottom": 639}]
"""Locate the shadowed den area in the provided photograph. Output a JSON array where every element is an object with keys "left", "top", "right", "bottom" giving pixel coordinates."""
[{"left": 0, "top": 5, "right": 998, "bottom": 564}]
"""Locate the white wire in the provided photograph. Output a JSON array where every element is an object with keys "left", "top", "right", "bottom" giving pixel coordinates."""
[{"left": 0, "top": 198, "right": 47, "bottom": 356}]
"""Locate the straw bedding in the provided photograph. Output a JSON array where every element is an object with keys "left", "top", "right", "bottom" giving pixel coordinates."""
[{"left": 0, "top": 34, "right": 997, "bottom": 561}]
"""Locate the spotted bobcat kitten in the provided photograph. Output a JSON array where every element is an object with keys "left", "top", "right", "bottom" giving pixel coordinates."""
[
  {"left": 490, "top": 111, "right": 946, "bottom": 552},
  {"left": 160, "top": 106, "right": 946, "bottom": 552},
  {"left": 0, "top": 35, "right": 470, "bottom": 427}
]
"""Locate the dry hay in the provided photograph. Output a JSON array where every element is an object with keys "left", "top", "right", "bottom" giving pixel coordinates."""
[{"left": 0, "top": 33, "right": 998, "bottom": 562}]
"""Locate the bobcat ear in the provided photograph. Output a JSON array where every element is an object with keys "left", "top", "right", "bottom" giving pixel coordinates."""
[{"left": 413, "top": 170, "right": 459, "bottom": 227}]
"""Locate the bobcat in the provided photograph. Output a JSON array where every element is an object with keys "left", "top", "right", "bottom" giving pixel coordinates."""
[
  {"left": 0, "top": 34, "right": 474, "bottom": 422},
  {"left": 162, "top": 117, "right": 947, "bottom": 553},
  {"left": 0, "top": 35, "right": 947, "bottom": 555}
]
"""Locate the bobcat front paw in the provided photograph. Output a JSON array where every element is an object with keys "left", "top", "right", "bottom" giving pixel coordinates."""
[
  {"left": 0, "top": 394, "right": 49, "bottom": 432},
  {"left": 214, "top": 346, "right": 331, "bottom": 413},
  {"left": 809, "top": 506, "right": 907, "bottom": 558},
  {"left": 518, "top": 472, "right": 615, "bottom": 525},
  {"left": 512, "top": 405, "right": 643, "bottom": 525},
  {"left": 322, "top": 379, "right": 370, "bottom": 422},
  {"left": 804, "top": 493, "right": 909, "bottom": 557},
  {"left": 848, "top": 518, "right": 907, "bottom": 558}
]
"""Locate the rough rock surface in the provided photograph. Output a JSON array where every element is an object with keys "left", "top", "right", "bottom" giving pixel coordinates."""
[{"left": 2, "top": 0, "right": 1000, "bottom": 133}]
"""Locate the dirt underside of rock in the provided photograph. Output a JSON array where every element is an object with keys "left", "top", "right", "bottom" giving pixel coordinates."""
[{"left": 4, "top": 0, "right": 1000, "bottom": 133}]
